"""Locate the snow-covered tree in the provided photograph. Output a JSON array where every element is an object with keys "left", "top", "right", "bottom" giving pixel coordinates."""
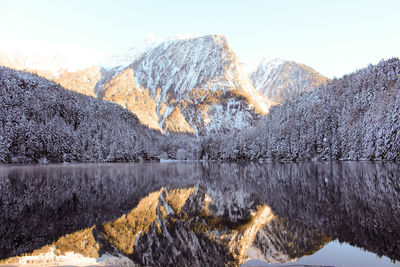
[
  {"left": 0, "top": 67, "right": 198, "bottom": 163},
  {"left": 201, "top": 58, "right": 400, "bottom": 161}
]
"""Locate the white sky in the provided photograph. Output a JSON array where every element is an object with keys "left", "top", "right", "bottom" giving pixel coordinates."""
[{"left": 0, "top": 0, "right": 399, "bottom": 78}]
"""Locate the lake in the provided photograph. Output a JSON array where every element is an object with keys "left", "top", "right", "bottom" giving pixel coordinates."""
[{"left": 0, "top": 162, "right": 399, "bottom": 266}]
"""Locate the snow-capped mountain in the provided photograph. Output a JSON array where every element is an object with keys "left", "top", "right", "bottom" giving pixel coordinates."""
[
  {"left": 0, "top": 36, "right": 330, "bottom": 135},
  {"left": 100, "top": 34, "right": 164, "bottom": 72},
  {"left": 249, "top": 58, "right": 329, "bottom": 103},
  {"left": 97, "top": 35, "right": 273, "bottom": 134},
  {"left": 1, "top": 35, "right": 272, "bottom": 134}
]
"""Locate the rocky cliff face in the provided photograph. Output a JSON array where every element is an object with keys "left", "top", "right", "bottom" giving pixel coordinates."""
[
  {"left": 0, "top": 37, "right": 330, "bottom": 135},
  {"left": 0, "top": 38, "right": 332, "bottom": 135},
  {"left": 249, "top": 58, "right": 329, "bottom": 103},
  {"left": 55, "top": 66, "right": 101, "bottom": 97},
  {"left": 0, "top": 36, "right": 274, "bottom": 135},
  {"left": 96, "top": 35, "right": 272, "bottom": 134}
]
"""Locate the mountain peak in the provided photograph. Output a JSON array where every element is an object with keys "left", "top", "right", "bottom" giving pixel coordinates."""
[
  {"left": 260, "top": 57, "right": 286, "bottom": 66},
  {"left": 96, "top": 34, "right": 271, "bottom": 134},
  {"left": 250, "top": 58, "right": 329, "bottom": 103},
  {"left": 206, "top": 34, "right": 228, "bottom": 42}
]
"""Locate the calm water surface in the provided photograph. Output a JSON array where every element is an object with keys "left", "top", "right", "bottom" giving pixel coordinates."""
[{"left": 0, "top": 162, "right": 399, "bottom": 266}]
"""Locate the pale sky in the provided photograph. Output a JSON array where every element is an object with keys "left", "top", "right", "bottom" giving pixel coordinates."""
[{"left": 0, "top": 0, "right": 399, "bottom": 78}]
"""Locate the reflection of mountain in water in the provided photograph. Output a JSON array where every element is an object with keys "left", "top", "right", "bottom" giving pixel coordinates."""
[
  {"left": 0, "top": 162, "right": 399, "bottom": 266},
  {"left": 101, "top": 186, "right": 275, "bottom": 266},
  {"left": 249, "top": 217, "right": 330, "bottom": 264}
]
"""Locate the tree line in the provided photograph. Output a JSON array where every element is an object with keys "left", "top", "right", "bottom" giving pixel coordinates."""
[
  {"left": 0, "top": 67, "right": 197, "bottom": 163},
  {"left": 1, "top": 58, "right": 399, "bottom": 163},
  {"left": 201, "top": 58, "right": 400, "bottom": 161}
]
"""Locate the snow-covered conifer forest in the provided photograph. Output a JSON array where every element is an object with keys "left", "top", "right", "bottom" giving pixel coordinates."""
[
  {"left": 0, "top": 57, "right": 399, "bottom": 163},
  {"left": 203, "top": 58, "right": 400, "bottom": 161},
  {"left": 0, "top": 67, "right": 196, "bottom": 162}
]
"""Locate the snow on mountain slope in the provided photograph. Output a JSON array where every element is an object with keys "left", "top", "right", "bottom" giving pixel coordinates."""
[
  {"left": 249, "top": 58, "right": 329, "bottom": 103},
  {"left": 92, "top": 36, "right": 165, "bottom": 98},
  {"left": 99, "top": 68, "right": 161, "bottom": 130},
  {"left": 100, "top": 34, "right": 163, "bottom": 71},
  {"left": 0, "top": 36, "right": 277, "bottom": 135},
  {"left": 98, "top": 35, "right": 273, "bottom": 134},
  {"left": 0, "top": 38, "right": 161, "bottom": 98},
  {"left": 131, "top": 35, "right": 265, "bottom": 107}
]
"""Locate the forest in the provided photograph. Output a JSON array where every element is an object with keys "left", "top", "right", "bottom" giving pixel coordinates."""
[
  {"left": 0, "top": 58, "right": 399, "bottom": 163},
  {"left": 202, "top": 58, "right": 400, "bottom": 161},
  {"left": 0, "top": 67, "right": 196, "bottom": 162}
]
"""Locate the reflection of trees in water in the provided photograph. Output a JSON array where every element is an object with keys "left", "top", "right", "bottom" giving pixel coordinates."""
[
  {"left": 0, "top": 162, "right": 398, "bottom": 264},
  {"left": 253, "top": 162, "right": 400, "bottom": 262}
]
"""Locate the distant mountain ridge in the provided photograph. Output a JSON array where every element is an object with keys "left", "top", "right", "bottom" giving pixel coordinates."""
[
  {"left": 96, "top": 35, "right": 273, "bottom": 134},
  {"left": 249, "top": 58, "right": 329, "bottom": 103},
  {"left": 0, "top": 36, "right": 328, "bottom": 134},
  {"left": 0, "top": 41, "right": 104, "bottom": 78}
]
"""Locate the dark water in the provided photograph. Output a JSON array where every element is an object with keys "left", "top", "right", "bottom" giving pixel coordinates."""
[{"left": 0, "top": 162, "right": 399, "bottom": 266}]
